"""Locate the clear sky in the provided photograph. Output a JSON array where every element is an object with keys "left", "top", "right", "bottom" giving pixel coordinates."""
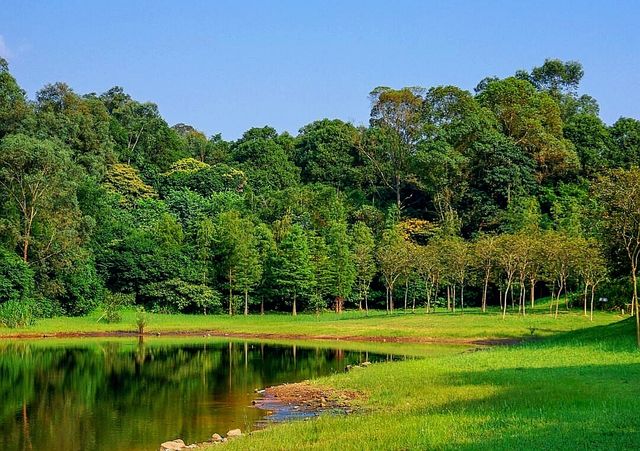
[{"left": 1, "top": 1, "right": 638, "bottom": 139}]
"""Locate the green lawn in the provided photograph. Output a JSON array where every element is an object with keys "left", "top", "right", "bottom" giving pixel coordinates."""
[
  {"left": 218, "top": 317, "right": 640, "bottom": 450},
  {"left": 0, "top": 301, "right": 624, "bottom": 343}
]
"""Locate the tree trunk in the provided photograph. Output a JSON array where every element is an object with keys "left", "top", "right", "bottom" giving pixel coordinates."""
[
  {"left": 583, "top": 283, "right": 589, "bottom": 317},
  {"left": 555, "top": 280, "right": 562, "bottom": 319},
  {"left": 590, "top": 285, "right": 595, "bottom": 322},
  {"left": 460, "top": 283, "right": 464, "bottom": 313},
  {"left": 261, "top": 298, "right": 264, "bottom": 315},
  {"left": 292, "top": 293, "right": 297, "bottom": 316},
  {"left": 244, "top": 290, "right": 249, "bottom": 316},
  {"left": 390, "top": 285, "right": 394, "bottom": 313},
  {"left": 452, "top": 285, "right": 456, "bottom": 313},
  {"left": 446, "top": 286, "right": 451, "bottom": 312},
  {"left": 365, "top": 291, "right": 369, "bottom": 316},
  {"left": 530, "top": 278, "right": 535, "bottom": 309},
  {"left": 425, "top": 279, "right": 431, "bottom": 313},
  {"left": 404, "top": 279, "right": 408, "bottom": 311},
  {"left": 633, "top": 268, "right": 640, "bottom": 347},
  {"left": 502, "top": 280, "right": 511, "bottom": 319},
  {"left": 385, "top": 286, "right": 389, "bottom": 314},
  {"left": 482, "top": 272, "right": 489, "bottom": 312},
  {"left": 228, "top": 270, "right": 233, "bottom": 316}
]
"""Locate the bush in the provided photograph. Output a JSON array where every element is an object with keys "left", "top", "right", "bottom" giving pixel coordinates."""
[
  {"left": 31, "top": 297, "right": 64, "bottom": 318},
  {"left": 0, "top": 299, "right": 35, "bottom": 328},
  {"left": 58, "top": 257, "right": 105, "bottom": 316},
  {"left": 98, "top": 292, "right": 134, "bottom": 323},
  {"left": 138, "top": 278, "right": 222, "bottom": 314},
  {"left": 0, "top": 248, "right": 34, "bottom": 303}
]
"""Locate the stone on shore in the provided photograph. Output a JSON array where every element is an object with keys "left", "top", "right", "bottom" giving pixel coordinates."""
[
  {"left": 160, "top": 439, "right": 186, "bottom": 450},
  {"left": 211, "top": 433, "right": 223, "bottom": 442},
  {"left": 227, "top": 428, "right": 242, "bottom": 438}
]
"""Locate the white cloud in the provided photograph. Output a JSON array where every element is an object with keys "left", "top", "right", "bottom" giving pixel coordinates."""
[{"left": 0, "top": 35, "right": 11, "bottom": 59}]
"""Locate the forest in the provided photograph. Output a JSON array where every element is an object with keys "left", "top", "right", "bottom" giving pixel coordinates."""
[{"left": 1, "top": 57, "right": 640, "bottom": 339}]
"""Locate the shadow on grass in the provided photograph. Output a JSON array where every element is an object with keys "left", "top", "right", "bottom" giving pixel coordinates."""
[{"left": 427, "top": 319, "right": 640, "bottom": 449}]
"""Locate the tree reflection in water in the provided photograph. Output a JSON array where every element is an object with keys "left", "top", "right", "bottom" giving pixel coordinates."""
[{"left": 0, "top": 339, "right": 388, "bottom": 451}]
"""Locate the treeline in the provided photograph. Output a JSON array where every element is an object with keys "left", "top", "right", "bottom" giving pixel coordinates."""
[{"left": 1, "top": 57, "right": 640, "bottom": 329}]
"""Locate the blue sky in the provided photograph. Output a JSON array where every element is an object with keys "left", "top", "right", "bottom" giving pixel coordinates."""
[{"left": 1, "top": 1, "right": 638, "bottom": 139}]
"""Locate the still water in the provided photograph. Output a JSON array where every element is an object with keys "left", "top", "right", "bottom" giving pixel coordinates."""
[{"left": 0, "top": 338, "right": 396, "bottom": 451}]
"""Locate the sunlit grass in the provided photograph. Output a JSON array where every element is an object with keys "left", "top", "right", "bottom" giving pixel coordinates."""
[
  {"left": 219, "top": 318, "right": 640, "bottom": 450},
  {"left": 0, "top": 298, "right": 624, "bottom": 343}
]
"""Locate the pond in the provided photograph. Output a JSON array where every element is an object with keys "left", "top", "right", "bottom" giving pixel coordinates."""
[{"left": 0, "top": 337, "right": 401, "bottom": 450}]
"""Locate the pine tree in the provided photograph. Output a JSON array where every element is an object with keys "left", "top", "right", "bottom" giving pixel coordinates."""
[{"left": 272, "top": 224, "right": 315, "bottom": 315}]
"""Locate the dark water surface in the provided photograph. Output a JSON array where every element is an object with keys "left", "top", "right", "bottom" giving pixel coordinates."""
[{"left": 0, "top": 338, "right": 397, "bottom": 451}]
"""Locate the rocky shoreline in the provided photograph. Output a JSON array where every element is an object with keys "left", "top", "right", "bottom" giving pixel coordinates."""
[{"left": 158, "top": 363, "right": 369, "bottom": 450}]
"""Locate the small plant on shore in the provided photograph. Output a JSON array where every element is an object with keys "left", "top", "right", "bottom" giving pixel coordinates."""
[
  {"left": 0, "top": 299, "right": 35, "bottom": 328},
  {"left": 135, "top": 306, "right": 148, "bottom": 335}
]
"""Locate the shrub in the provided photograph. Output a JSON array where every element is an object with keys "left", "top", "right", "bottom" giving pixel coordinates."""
[
  {"left": 99, "top": 292, "right": 134, "bottom": 323},
  {"left": 0, "top": 299, "right": 35, "bottom": 328},
  {"left": 138, "top": 278, "right": 222, "bottom": 314},
  {"left": 31, "top": 297, "right": 64, "bottom": 318},
  {"left": 135, "top": 306, "right": 148, "bottom": 334},
  {"left": 0, "top": 248, "right": 34, "bottom": 303},
  {"left": 58, "top": 257, "right": 105, "bottom": 316}
]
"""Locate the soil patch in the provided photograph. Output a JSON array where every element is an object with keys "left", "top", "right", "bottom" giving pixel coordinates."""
[{"left": 252, "top": 381, "right": 362, "bottom": 425}]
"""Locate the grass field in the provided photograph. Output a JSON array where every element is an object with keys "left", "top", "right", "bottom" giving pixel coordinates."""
[
  {"left": 0, "top": 301, "right": 625, "bottom": 342},
  {"left": 218, "top": 317, "right": 640, "bottom": 450}
]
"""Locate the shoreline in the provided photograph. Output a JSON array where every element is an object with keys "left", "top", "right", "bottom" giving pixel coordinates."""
[{"left": 0, "top": 328, "right": 522, "bottom": 346}]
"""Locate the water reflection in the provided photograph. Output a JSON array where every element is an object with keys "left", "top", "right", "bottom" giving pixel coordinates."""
[{"left": 0, "top": 338, "right": 396, "bottom": 451}]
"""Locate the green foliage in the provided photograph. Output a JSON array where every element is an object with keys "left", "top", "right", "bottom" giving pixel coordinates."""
[
  {"left": 103, "top": 163, "right": 157, "bottom": 204},
  {"left": 0, "top": 299, "right": 35, "bottom": 328},
  {"left": 98, "top": 292, "right": 134, "bottom": 323},
  {"left": 2, "top": 57, "right": 640, "bottom": 323},
  {"left": 0, "top": 247, "right": 34, "bottom": 303},
  {"left": 139, "top": 279, "right": 221, "bottom": 314}
]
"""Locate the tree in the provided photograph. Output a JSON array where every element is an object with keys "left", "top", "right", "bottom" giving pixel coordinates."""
[
  {"left": 0, "top": 58, "right": 30, "bottom": 138},
  {"left": 272, "top": 224, "right": 315, "bottom": 315},
  {"left": 326, "top": 221, "right": 356, "bottom": 313},
  {"left": 294, "top": 119, "right": 362, "bottom": 189},
  {"left": 377, "top": 227, "right": 411, "bottom": 313},
  {"left": 576, "top": 238, "right": 608, "bottom": 321},
  {"left": 477, "top": 77, "right": 580, "bottom": 180},
  {"left": 472, "top": 234, "right": 499, "bottom": 312},
  {"left": 235, "top": 222, "right": 262, "bottom": 315},
  {"left": 0, "top": 134, "right": 77, "bottom": 262},
  {"left": 594, "top": 168, "right": 640, "bottom": 345},
  {"left": 364, "top": 87, "right": 425, "bottom": 208},
  {"left": 351, "top": 222, "right": 376, "bottom": 313},
  {"left": 215, "top": 211, "right": 248, "bottom": 315},
  {"left": 495, "top": 234, "right": 519, "bottom": 318}
]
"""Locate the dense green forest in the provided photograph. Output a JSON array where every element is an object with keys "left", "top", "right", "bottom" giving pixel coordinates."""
[{"left": 1, "top": 57, "right": 640, "bottom": 331}]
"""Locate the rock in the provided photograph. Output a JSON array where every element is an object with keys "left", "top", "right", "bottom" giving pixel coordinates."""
[
  {"left": 160, "top": 439, "right": 186, "bottom": 450},
  {"left": 211, "top": 433, "right": 223, "bottom": 442},
  {"left": 361, "top": 361, "right": 371, "bottom": 367},
  {"left": 186, "top": 445, "right": 197, "bottom": 449},
  {"left": 227, "top": 428, "right": 242, "bottom": 438}
]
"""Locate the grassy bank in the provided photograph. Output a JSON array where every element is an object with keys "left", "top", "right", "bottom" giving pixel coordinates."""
[
  {"left": 0, "top": 302, "right": 625, "bottom": 343},
  {"left": 220, "top": 318, "right": 640, "bottom": 450}
]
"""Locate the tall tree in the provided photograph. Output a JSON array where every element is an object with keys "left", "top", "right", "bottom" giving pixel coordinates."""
[
  {"left": 326, "top": 221, "right": 356, "bottom": 313},
  {"left": 0, "top": 134, "right": 77, "bottom": 262},
  {"left": 351, "top": 222, "right": 376, "bottom": 313},
  {"left": 364, "top": 87, "right": 425, "bottom": 208},
  {"left": 594, "top": 168, "right": 640, "bottom": 345},
  {"left": 272, "top": 224, "right": 315, "bottom": 315}
]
